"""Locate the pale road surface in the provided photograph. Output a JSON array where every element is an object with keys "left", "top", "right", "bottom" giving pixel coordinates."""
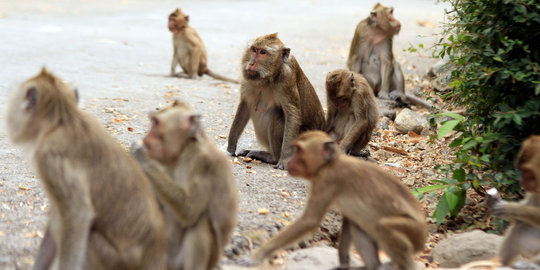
[{"left": 0, "top": 0, "right": 447, "bottom": 269}]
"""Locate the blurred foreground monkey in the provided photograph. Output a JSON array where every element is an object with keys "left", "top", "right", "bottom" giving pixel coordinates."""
[
  {"left": 227, "top": 33, "right": 325, "bottom": 169},
  {"left": 326, "top": 69, "right": 378, "bottom": 157},
  {"left": 7, "top": 68, "right": 166, "bottom": 270},
  {"left": 347, "top": 3, "right": 435, "bottom": 109},
  {"left": 241, "top": 131, "right": 427, "bottom": 270},
  {"left": 131, "top": 100, "right": 238, "bottom": 270},
  {"left": 168, "top": 8, "right": 239, "bottom": 84},
  {"left": 488, "top": 135, "right": 540, "bottom": 267}
]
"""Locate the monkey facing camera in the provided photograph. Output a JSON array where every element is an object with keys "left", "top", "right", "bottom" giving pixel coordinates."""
[{"left": 131, "top": 100, "right": 238, "bottom": 270}]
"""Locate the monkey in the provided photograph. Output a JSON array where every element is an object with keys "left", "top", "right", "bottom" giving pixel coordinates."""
[
  {"left": 6, "top": 68, "right": 166, "bottom": 270},
  {"left": 487, "top": 135, "right": 540, "bottom": 267},
  {"left": 240, "top": 131, "right": 427, "bottom": 270},
  {"left": 325, "top": 69, "right": 379, "bottom": 157},
  {"left": 227, "top": 33, "right": 326, "bottom": 170},
  {"left": 346, "top": 3, "right": 437, "bottom": 110},
  {"left": 131, "top": 100, "right": 238, "bottom": 270},
  {"left": 168, "top": 8, "right": 239, "bottom": 84}
]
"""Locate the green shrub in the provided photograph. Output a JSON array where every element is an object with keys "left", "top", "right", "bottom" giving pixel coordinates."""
[{"left": 416, "top": 0, "right": 540, "bottom": 225}]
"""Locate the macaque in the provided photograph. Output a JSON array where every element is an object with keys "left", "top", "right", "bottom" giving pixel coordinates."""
[
  {"left": 227, "top": 33, "right": 326, "bottom": 169},
  {"left": 168, "top": 8, "right": 238, "bottom": 83},
  {"left": 326, "top": 69, "right": 379, "bottom": 157},
  {"left": 347, "top": 3, "right": 435, "bottom": 109},
  {"left": 243, "top": 131, "right": 427, "bottom": 270},
  {"left": 488, "top": 135, "right": 540, "bottom": 266},
  {"left": 131, "top": 100, "right": 238, "bottom": 270},
  {"left": 6, "top": 68, "right": 166, "bottom": 270}
]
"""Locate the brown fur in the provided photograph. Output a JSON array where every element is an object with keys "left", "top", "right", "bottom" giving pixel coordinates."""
[
  {"left": 325, "top": 69, "right": 379, "bottom": 156},
  {"left": 227, "top": 33, "right": 325, "bottom": 169},
  {"left": 346, "top": 3, "right": 436, "bottom": 110},
  {"left": 247, "top": 131, "right": 427, "bottom": 270},
  {"left": 168, "top": 8, "right": 238, "bottom": 83},
  {"left": 131, "top": 100, "right": 238, "bottom": 270},
  {"left": 488, "top": 135, "right": 540, "bottom": 266},
  {"left": 7, "top": 68, "right": 166, "bottom": 270}
]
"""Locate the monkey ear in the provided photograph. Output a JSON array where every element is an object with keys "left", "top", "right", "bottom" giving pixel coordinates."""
[
  {"left": 322, "top": 141, "right": 337, "bottom": 162},
  {"left": 22, "top": 87, "right": 37, "bottom": 111},
  {"left": 185, "top": 15, "right": 189, "bottom": 22},
  {"left": 172, "top": 100, "right": 180, "bottom": 107},
  {"left": 370, "top": 11, "right": 377, "bottom": 20},
  {"left": 282, "top": 47, "right": 291, "bottom": 60},
  {"left": 187, "top": 114, "right": 201, "bottom": 136},
  {"left": 349, "top": 73, "right": 356, "bottom": 88}
]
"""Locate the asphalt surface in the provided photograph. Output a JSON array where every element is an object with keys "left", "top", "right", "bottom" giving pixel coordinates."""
[{"left": 0, "top": 0, "right": 446, "bottom": 268}]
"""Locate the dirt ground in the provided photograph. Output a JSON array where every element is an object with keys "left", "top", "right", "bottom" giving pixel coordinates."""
[{"left": 0, "top": 0, "right": 452, "bottom": 269}]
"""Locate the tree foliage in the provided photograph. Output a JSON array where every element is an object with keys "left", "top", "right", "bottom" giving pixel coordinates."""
[{"left": 419, "top": 0, "right": 540, "bottom": 225}]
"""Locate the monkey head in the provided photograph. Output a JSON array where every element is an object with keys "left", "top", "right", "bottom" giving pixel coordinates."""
[
  {"left": 517, "top": 135, "right": 540, "bottom": 193},
  {"left": 242, "top": 33, "right": 291, "bottom": 81},
  {"left": 7, "top": 68, "right": 79, "bottom": 145},
  {"left": 326, "top": 69, "right": 357, "bottom": 108},
  {"left": 287, "top": 131, "right": 339, "bottom": 179},
  {"left": 369, "top": 3, "right": 401, "bottom": 35},
  {"left": 143, "top": 100, "right": 201, "bottom": 164},
  {"left": 168, "top": 8, "right": 189, "bottom": 34}
]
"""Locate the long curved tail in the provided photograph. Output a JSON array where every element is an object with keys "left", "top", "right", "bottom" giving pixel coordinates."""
[{"left": 205, "top": 69, "right": 239, "bottom": 84}]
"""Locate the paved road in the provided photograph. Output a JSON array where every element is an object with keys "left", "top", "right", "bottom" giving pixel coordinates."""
[{"left": 0, "top": 0, "right": 446, "bottom": 268}]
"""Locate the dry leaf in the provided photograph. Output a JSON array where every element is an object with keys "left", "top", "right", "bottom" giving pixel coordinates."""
[
  {"left": 258, "top": 208, "right": 269, "bottom": 215},
  {"left": 18, "top": 185, "right": 29, "bottom": 191},
  {"left": 242, "top": 157, "right": 253, "bottom": 163},
  {"left": 127, "top": 127, "right": 134, "bottom": 132}
]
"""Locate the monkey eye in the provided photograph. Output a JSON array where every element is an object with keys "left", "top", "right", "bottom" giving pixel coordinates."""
[
  {"left": 259, "top": 49, "right": 267, "bottom": 55},
  {"left": 251, "top": 47, "right": 257, "bottom": 53},
  {"left": 389, "top": 8, "right": 394, "bottom": 14}
]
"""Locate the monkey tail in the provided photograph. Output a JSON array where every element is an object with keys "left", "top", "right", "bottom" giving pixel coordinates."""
[{"left": 205, "top": 70, "right": 239, "bottom": 84}]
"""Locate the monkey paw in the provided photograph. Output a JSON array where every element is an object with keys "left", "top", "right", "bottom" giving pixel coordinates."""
[
  {"left": 274, "top": 160, "right": 287, "bottom": 170},
  {"left": 130, "top": 140, "right": 149, "bottom": 163}
]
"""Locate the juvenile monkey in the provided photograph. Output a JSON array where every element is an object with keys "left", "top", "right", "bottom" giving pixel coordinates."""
[
  {"left": 168, "top": 8, "right": 238, "bottom": 83},
  {"left": 347, "top": 3, "right": 435, "bottom": 109},
  {"left": 488, "top": 135, "right": 540, "bottom": 266},
  {"left": 227, "top": 33, "right": 325, "bottom": 169},
  {"left": 131, "top": 100, "right": 238, "bottom": 270},
  {"left": 326, "top": 69, "right": 378, "bottom": 157},
  {"left": 243, "top": 131, "right": 427, "bottom": 270},
  {"left": 7, "top": 68, "right": 166, "bottom": 270}
]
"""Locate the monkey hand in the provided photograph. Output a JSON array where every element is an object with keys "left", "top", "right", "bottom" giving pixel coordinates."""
[
  {"left": 487, "top": 196, "right": 508, "bottom": 217},
  {"left": 274, "top": 159, "right": 287, "bottom": 170},
  {"left": 130, "top": 140, "right": 150, "bottom": 164},
  {"left": 226, "top": 144, "right": 237, "bottom": 156}
]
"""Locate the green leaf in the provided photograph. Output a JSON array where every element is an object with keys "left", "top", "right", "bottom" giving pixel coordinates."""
[
  {"left": 414, "top": 184, "right": 448, "bottom": 194},
  {"left": 453, "top": 168, "right": 466, "bottom": 182},
  {"left": 438, "top": 112, "right": 464, "bottom": 121},
  {"left": 438, "top": 120, "right": 461, "bottom": 139},
  {"left": 448, "top": 190, "right": 466, "bottom": 217},
  {"left": 463, "top": 140, "right": 478, "bottom": 150},
  {"left": 434, "top": 194, "right": 450, "bottom": 225},
  {"left": 493, "top": 56, "right": 503, "bottom": 62},
  {"left": 513, "top": 114, "right": 522, "bottom": 125},
  {"left": 535, "top": 84, "right": 540, "bottom": 95}
]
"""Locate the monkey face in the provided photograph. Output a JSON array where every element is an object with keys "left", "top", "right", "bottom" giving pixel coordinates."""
[
  {"left": 168, "top": 9, "right": 189, "bottom": 33},
  {"left": 243, "top": 46, "right": 270, "bottom": 80},
  {"left": 287, "top": 131, "right": 339, "bottom": 179}
]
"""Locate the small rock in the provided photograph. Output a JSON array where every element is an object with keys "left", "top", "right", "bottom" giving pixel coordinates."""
[
  {"left": 421, "top": 169, "right": 435, "bottom": 177},
  {"left": 394, "top": 109, "right": 430, "bottom": 134},
  {"left": 431, "top": 230, "right": 503, "bottom": 268},
  {"left": 283, "top": 246, "right": 362, "bottom": 270}
]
